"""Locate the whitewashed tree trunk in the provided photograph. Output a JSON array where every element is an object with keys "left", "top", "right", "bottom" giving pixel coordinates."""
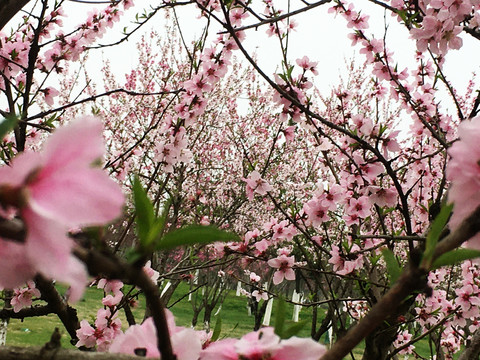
[
  {"left": 236, "top": 281, "right": 242, "bottom": 296},
  {"left": 292, "top": 290, "right": 301, "bottom": 322},
  {"left": 214, "top": 305, "right": 222, "bottom": 316},
  {"left": 328, "top": 321, "right": 333, "bottom": 347},
  {"left": 160, "top": 281, "right": 171, "bottom": 298},
  {"left": 262, "top": 298, "right": 273, "bottom": 326},
  {"left": 0, "top": 319, "right": 7, "bottom": 346}
]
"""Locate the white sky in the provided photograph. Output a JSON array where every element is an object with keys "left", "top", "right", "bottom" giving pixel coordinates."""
[
  {"left": 10, "top": 1, "right": 480, "bottom": 117},
  {"left": 65, "top": 1, "right": 477, "bottom": 102}
]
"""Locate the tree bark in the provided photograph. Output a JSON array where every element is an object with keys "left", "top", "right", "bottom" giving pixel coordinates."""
[
  {"left": 0, "top": 0, "right": 30, "bottom": 31},
  {"left": 459, "top": 327, "right": 480, "bottom": 360},
  {"left": 0, "top": 346, "right": 139, "bottom": 360}
]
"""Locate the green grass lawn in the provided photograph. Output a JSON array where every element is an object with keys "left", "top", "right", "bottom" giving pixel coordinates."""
[
  {"left": 1, "top": 282, "right": 455, "bottom": 359},
  {"left": 3, "top": 281, "right": 316, "bottom": 348}
]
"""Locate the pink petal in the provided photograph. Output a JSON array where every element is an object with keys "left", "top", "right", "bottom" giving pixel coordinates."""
[
  {"left": 0, "top": 239, "right": 36, "bottom": 289},
  {"left": 23, "top": 208, "right": 87, "bottom": 302},
  {"left": 267, "top": 258, "right": 280, "bottom": 268},
  {"left": 0, "top": 151, "right": 43, "bottom": 188},
  {"left": 273, "top": 337, "right": 327, "bottom": 360},
  {"left": 284, "top": 268, "right": 296, "bottom": 281},
  {"left": 55, "top": 256, "right": 87, "bottom": 303},
  {"left": 109, "top": 318, "right": 160, "bottom": 358},
  {"left": 273, "top": 270, "right": 284, "bottom": 285},
  {"left": 171, "top": 328, "right": 202, "bottom": 360},
  {"left": 200, "top": 338, "right": 238, "bottom": 360},
  {"left": 42, "top": 116, "right": 105, "bottom": 175},
  {"left": 23, "top": 208, "right": 73, "bottom": 277},
  {"left": 29, "top": 168, "right": 124, "bottom": 227}
]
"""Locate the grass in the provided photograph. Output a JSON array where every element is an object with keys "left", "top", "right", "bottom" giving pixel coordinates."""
[
  {"left": 3, "top": 281, "right": 316, "bottom": 348},
  {"left": 2, "top": 282, "right": 454, "bottom": 359}
]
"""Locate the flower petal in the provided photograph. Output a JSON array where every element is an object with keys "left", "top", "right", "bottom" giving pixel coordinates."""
[
  {"left": 42, "top": 116, "right": 105, "bottom": 174},
  {"left": 30, "top": 168, "right": 124, "bottom": 227},
  {"left": 0, "top": 239, "right": 36, "bottom": 289}
]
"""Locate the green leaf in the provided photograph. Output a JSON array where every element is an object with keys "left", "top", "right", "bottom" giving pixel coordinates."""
[
  {"left": 424, "top": 203, "right": 453, "bottom": 263},
  {"left": 432, "top": 248, "right": 480, "bottom": 269},
  {"left": 211, "top": 317, "right": 222, "bottom": 342},
  {"left": 273, "top": 298, "right": 286, "bottom": 338},
  {"left": 382, "top": 248, "right": 401, "bottom": 284},
  {"left": 282, "top": 320, "right": 308, "bottom": 339},
  {"left": 0, "top": 115, "right": 18, "bottom": 140},
  {"left": 132, "top": 176, "right": 155, "bottom": 247},
  {"left": 125, "top": 247, "right": 143, "bottom": 264},
  {"left": 156, "top": 225, "right": 238, "bottom": 250}
]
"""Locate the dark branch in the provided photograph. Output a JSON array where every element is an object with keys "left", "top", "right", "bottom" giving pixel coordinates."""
[{"left": 0, "top": 0, "right": 30, "bottom": 31}]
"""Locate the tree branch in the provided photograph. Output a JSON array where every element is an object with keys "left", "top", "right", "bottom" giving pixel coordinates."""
[
  {"left": 321, "top": 205, "right": 480, "bottom": 360},
  {"left": 459, "top": 326, "right": 480, "bottom": 360},
  {"left": 0, "top": 0, "right": 30, "bottom": 31},
  {"left": 0, "top": 346, "right": 139, "bottom": 360}
]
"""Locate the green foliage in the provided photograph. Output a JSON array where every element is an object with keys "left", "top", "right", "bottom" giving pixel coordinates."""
[
  {"left": 157, "top": 225, "right": 239, "bottom": 251},
  {"left": 273, "top": 298, "right": 307, "bottom": 339},
  {"left": 211, "top": 317, "right": 222, "bottom": 342},
  {"left": 432, "top": 248, "right": 480, "bottom": 269},
  {"left": 132, "top": 176, "right": 158, "bottom": 248},
  {"left": 0, "top": 114, "right": 18, "bottom": 140},
  {"left": 422, "top": 203, "right": 453, "bottom": 268},
  {"left": 132, "top": 175, "right": 238, "bottom": 260},
  {"left": 382, "top": 248, "right": 401, "bottom": 284}
]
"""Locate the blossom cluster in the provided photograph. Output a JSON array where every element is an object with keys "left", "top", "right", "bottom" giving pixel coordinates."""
[{"left": 0, "top": 117, "right": 124, "bottom": 301}]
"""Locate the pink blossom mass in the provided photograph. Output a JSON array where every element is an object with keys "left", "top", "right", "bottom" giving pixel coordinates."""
[
  {"left": 2, "top": 0, "right": 480, "bottom": 358},
  {"left": 0, "top": 116, "right": 124, "bottom": 301}
]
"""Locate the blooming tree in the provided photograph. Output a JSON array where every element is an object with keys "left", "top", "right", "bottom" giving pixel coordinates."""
[{"left": 1, "top": 1, "right": 480, "bottom": 360}]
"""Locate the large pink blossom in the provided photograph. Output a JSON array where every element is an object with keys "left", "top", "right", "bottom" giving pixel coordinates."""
[
  {"left": 447, "top": 116, "right": 480, "bottom": 248},
  {"left": 200, "top": 327, "right": 327, "bottom": 360},
  {"left": 109, "top": 310, "right": 202, "bottom": 359},
  {"left": 243, "top": 170, "right": 273, "bottom": 201},
  {"left": 0, "top": 116, "right": 125, "bottom": 300},
  {"left": 76, "top": 308, "right": 122, "bottom": 351},
  {"left": 267, "top": 254, "right": 295, "bottom": 285}
]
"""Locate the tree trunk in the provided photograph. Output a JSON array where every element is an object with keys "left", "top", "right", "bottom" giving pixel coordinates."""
[
  {"left": 0, "top": 0, "right": 30, "bottom": 31},
  {"left": 0, "top": 346, "right": 139, "bottom": 359},
  {"left": 203, "top": 305, "right": 213, "bottom": 332},
  {"left": 0, "top": 290, "right": 13, "bottom": 346},
  {"left": 362, "top": 325, "right": 397, "bottom": 360}
]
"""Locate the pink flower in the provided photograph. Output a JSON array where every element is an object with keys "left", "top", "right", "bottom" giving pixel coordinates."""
[
  {"left": 42, "top": 86, "right": 59, "bottom": 106},
  {"left": 329, "top": 245, "right": 364, "bottom": 276},
  {"left": 0, "top": 116, "right": 125, "bottom": 301},
  {"left": 76, "top": 320, "right": 97, "bottom": 348},
  {"left": 447, "top": 116, "right": 480, "bottom": 248},
  {"left": 143, "top": 261, "right": 160, "bottom": 284},
  {"left": 368, "top": 186, "right": 397, "bottom": 208},
  {"left": 102, "top": 292, "right": 123, "bottom": 307},
  {"left": 252, "top": 289, "right": 268, "bottom": 302},
  {"left": 295, "top": 56, "right": 318, "bottom": 75},
  {"left": 267, "top": 254, "right": 295, "bottom": 285},
  {"left": 243, "top": 170, "right": 273, "bottom": 201},
  {"left": 11, "top": 281, "right": 41, "bottom": 313},
  {"left": 200, "top": 327, "right": 327, "bottom": 360},
  {"left": 283, "top": 126, "right": 296, "bottom": 142},
  {"left": 303, "top": 197, "right": 330, "bottom": 226},
  {"left": 97, "top": 279, "right": 123, "bottom": 295},
  {"left": 249, "top": 272, "right": 260, "bottom": 282},
  {"left": 109, "top": 310, "right": 202, "bottom": 360},
  {"left": 76, "top": 308, "right": 122, "bottom": 351}
]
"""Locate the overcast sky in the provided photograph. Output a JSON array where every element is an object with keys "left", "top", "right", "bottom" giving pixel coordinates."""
[{"left": 21, "top": 1, "right": 480, "bottom": 119}]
